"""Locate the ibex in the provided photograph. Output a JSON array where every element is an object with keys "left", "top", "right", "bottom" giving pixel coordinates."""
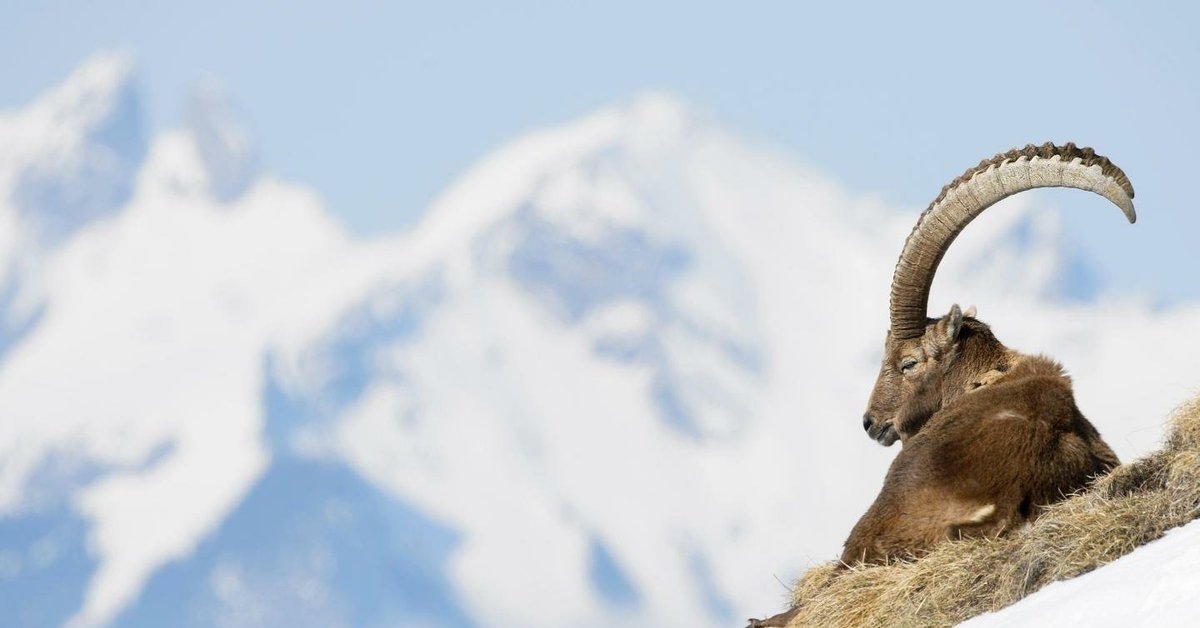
[{"left": 749, "top": 142, "right": 1132, "bottom": 627}]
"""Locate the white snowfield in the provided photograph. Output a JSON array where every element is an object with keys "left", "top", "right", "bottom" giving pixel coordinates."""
[
  {"left": 0, "top": 53, "right": 1199, "bottom": 628},
  {"left": 960, "top": 519, "right": 1200, "bottom": 627}
]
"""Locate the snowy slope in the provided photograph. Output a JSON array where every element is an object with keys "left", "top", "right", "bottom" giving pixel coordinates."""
[
  {"left": 959, "top": 519, "right": 1200, "bottom": 627},
  {"left": 1, "top": 54, "right": 1199, "bottom": 628}
]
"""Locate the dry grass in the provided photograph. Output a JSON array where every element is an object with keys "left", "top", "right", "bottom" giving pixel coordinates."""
[{"left": 782, "top": 396, "right": 1200, "bottom": 627}]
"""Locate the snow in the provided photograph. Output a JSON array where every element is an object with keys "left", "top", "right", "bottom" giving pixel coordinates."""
[
  {"left": 0, "top": 52, "right": 1199, "bottom": 628},
  {"left": 959, "top": 520, "right": 1200, "bottom": 628},
  {"left": 0, "top": 56, "right": 420, "bottom": 628}
]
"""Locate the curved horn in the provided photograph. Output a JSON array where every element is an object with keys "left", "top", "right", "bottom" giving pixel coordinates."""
[{"left": 890, "top": 142, "right": 1136, "bottom": 340}]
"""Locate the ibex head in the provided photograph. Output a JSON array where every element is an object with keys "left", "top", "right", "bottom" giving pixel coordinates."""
[{"left": 861, "top": 142, "right": 1137, "bottom": 446}]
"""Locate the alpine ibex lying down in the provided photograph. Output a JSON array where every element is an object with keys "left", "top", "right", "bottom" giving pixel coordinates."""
[{"left": 750, "top": 142, "right": 1133, "bottom": 627}]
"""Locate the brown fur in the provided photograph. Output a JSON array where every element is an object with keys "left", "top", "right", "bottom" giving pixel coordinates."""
[
  {"left": 845, "top": 313, "right": 1118, "bottom": 564},
  {"left": 747, "top": 309, "right": 1118, "bottom": 628},
  {"left": 753, "top": 397, "right": 1200, "bottom": 628}
]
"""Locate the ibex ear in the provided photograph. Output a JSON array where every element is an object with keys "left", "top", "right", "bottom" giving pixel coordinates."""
[{"left": 940, "top": 304, "right": 964, "bottom": 344}]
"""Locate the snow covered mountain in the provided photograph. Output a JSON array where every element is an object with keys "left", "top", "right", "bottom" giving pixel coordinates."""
[{"left": 1, "top": 53, "right": 1199, "bottom": 628}]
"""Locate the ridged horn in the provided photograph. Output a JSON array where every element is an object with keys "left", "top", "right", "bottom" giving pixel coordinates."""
[{"left": 890, "top": 142, "right": 1136, "bottom": 340}]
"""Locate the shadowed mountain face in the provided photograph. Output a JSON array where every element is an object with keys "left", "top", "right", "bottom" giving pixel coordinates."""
[
  {"left": 109, "top": 349, "right": 473, "bottom": 628},
  {"left": 1, "top": 54, "right": 1195, "bottom": 628},
  {"left": 0, "top": 502, "right": 95, "bottom": 628},
  {"left": 113, "top": 457, "right": 473, "bottom": 628}
]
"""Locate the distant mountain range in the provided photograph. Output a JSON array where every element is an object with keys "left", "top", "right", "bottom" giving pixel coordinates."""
[{"left": 1, "top": 54, "right": 1199, "bottom": 628}]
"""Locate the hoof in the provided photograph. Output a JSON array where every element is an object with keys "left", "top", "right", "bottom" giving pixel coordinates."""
[{"left": 745, "top": 606, "right": 799, "bottom": 627}]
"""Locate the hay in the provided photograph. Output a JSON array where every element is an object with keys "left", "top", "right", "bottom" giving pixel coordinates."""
[{"left": 780, "top": 396, "right": 1200, "bottom": 627}]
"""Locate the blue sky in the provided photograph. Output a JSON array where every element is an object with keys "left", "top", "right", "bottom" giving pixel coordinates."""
[{"left": 3, "top": 1, "right": 1199, "bottom": 301}]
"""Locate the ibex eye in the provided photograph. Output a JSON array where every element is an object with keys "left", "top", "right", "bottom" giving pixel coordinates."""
[{"left": 899, "top": 359, "right": 918, "bottom": 373}]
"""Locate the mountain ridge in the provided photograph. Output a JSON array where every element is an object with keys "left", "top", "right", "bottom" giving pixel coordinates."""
[{"left": 0, "top": 53, "right": 1197, "bottom": 628}]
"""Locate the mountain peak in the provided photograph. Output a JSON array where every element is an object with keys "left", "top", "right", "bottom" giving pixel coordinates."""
[
  {"left": 616, "top": 90, "right": 709, "bottom": 143},
  {"left": 34, "top": 51, "right": 137, "bottom": 129},
  {"left": 183, "top": 80, "right": 259, "bottom": 202},
  {"left": 6, "top": 51, "right": 146, "bottom": 243},
  {"left": 411, "top": 91, "right": 711, "bottom": 263},
  {"left": 130, "top": 81, "right": 261, "bottom": 205}
]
